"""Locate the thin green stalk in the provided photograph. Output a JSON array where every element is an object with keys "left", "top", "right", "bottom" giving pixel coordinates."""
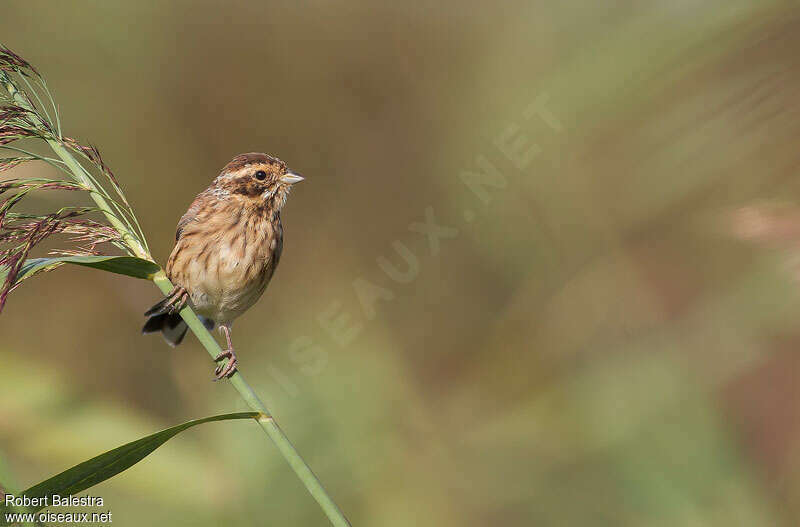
[
  {"left": 38, "top": 77, "right": 62, "bottom": 138},
  {"left": 49, "top": 140, "right": 149, "bottom": 257},
  {"left": 1, "top": 72, "right": 147, "bottom": 259},
  {"left": 18, "top": 73, "right": 53, "bottom": 131},
  {"left": 2, "top": 68, "right": 351, "bottom": 527},
  {"left": 152, "top": 272, "right": 351, "bottom": 527}
]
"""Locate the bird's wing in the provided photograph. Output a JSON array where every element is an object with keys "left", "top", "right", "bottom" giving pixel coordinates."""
[
  {"left": 175, "top": 211, "right": 194, "bottom": 240},
  {"left": 175, "top": 196, "right": 204, "bottom": 240}
]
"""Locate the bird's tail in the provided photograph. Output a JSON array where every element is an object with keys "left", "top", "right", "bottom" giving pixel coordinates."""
[
  {"left": 142, "top": 297, "right": 215, "bottom": 347},
  {"left": 142, "top": 312, "right": 189, "bottom": 347},
  {"left": 142, "top": 294, "right": 215, "bottom": 348}
]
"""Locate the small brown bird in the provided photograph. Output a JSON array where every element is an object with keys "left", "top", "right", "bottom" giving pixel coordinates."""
[{"left": 142, "top": 153, "right": 303, "bottom": 379}]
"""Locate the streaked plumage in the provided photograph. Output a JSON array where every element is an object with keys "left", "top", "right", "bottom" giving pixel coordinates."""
[{"left": 142, "top": 152, "right": 302, "bottom": 378}]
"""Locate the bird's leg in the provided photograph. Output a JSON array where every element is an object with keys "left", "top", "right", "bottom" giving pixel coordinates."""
[{"left": 213, "top": 325, "right": 238, "bottom": 380}]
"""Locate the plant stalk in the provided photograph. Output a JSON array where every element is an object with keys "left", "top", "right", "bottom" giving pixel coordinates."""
[
  {"left": 0, "top": 72, "right": 147, "bottom": 259},
  {"left": 1, "top": 71, "right": 351, "bottom": 527},
  {"left": 152, "top": 272, "right": 350, "bottom": 527}
]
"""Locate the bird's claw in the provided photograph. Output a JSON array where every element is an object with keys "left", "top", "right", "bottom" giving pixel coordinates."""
[
  {"left": 144, "top": 286, "right": 189, "bottom": 317},
  {"left": 166, "top": 288, "right": 189, "bottom": 315},
  {"left": 212, "top": 348, "right": 238, "bottom": 380}
]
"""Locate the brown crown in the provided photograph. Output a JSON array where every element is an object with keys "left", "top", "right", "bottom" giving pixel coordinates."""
[{"left": 221, "top": 152, "right": 285, "bottom": 175}]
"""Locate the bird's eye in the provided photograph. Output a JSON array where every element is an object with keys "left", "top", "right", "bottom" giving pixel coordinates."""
[{"left": 255, "top": 170, "right": 267, "bottom": 181}]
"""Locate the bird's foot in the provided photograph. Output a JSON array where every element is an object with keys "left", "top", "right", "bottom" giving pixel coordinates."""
[
  {"left": 165, "top": 287, "right": 189, "bottom": 314},
  {"left": 213, "top": 348, "right": 238, "bottom": 380},
  {"left": 144, "top": 286, "right": 189, "bottom": 317}
]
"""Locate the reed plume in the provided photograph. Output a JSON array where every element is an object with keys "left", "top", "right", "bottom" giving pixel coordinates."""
[{"left": 0, "top": 44, "right": 350, "bottom": 527}]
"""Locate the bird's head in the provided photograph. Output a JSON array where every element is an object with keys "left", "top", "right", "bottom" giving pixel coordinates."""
[{"left": 212, "top": 152, "right": 303, "bottom": 210}]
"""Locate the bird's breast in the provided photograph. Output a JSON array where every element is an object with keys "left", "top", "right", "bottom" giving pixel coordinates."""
[{"left": 167, "top": 209, "right": 283, "bottom": 324}]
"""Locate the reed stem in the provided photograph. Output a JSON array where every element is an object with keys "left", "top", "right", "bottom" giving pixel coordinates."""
[
  {"left": 152, "top": 272, "right": 351, "bottom": 527},
  {"left": 1, "top": 70, "right": 351, "bottom": 527}
]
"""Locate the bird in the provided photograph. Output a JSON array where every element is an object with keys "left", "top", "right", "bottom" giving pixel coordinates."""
[{"left": 142, "top": 152, "right": 303, "bottom": 380}]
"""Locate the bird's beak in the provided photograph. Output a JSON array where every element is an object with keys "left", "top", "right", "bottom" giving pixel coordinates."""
[{"left": 280, "top": 171, "right": 304, "bottom": 185}]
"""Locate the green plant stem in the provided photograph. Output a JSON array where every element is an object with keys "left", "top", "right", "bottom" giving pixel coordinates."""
[
  {"left": 1, "top": 72, "right": 147, "bottom": 259},
  {"left": 2, "top": 71, "right": 350, "bottom": 527},
  {"left": 152, "top": 272, "right": 350, "bottom": 527}
]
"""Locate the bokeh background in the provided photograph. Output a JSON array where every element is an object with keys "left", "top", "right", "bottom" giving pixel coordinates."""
[{"left": 2, "top": 0, "right": 800, "bottom": 525}]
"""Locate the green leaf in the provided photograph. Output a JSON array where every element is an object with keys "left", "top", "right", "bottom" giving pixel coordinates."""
[
  {"left": 6, "top": 255, "right": 161, "bottom": 285},
  {"left": 1, "top": 412, "right": 259, "bottom": 517}
]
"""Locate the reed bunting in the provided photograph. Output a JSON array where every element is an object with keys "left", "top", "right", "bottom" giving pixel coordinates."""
[{"left": 142, "top": 153, "right": 303, "bottom": 379}]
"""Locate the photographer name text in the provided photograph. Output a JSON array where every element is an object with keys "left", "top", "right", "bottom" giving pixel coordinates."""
[{"left": 4, "top": 494, "right": 105, "bottom": 508}]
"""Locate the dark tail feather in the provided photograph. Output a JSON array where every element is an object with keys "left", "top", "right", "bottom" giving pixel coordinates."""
[
  {"left": 144, "top": 296, "right": 173, "bottom": 318},
  {"left": 142, "top": 312, "right": 189, "bottom": 347},
  {"left": 142, "top": 298, "right": 215, "bottom": 347}
]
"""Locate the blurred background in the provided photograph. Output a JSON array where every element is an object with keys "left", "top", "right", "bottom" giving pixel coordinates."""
[{"left": 2, "top": 0, "right": 800, "bottom": 525}]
